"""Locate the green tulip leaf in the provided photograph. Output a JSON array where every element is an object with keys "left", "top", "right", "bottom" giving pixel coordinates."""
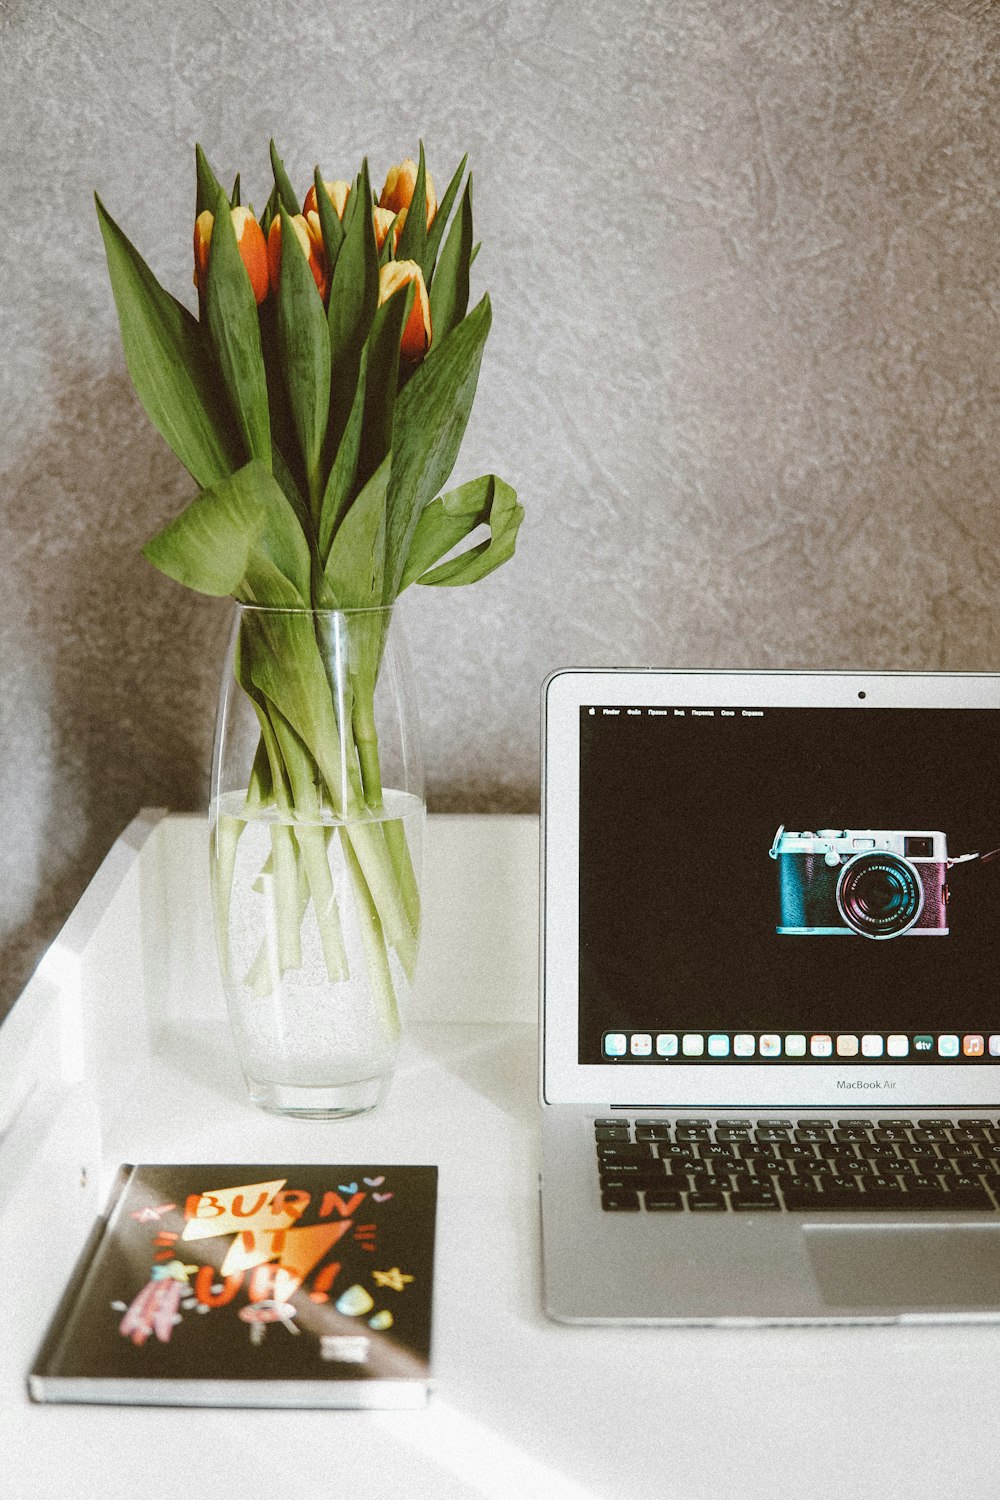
[
  {"left": 195, "top": 143, "right": 226, "bottom": 218},
  {"left": 269, "top": 139, "right": 300, "bottom": 215},
  {"left": 358, "top": 278, "right": 414, "bottom": 493},
  {"left": 328, "top": 159, "right": 380, "bottom": 446},
  {"left": 395, "top": 141, "right": 428, "bottom": 267},
  {"left": 142, "top": 459, "right": 310, "bottom": 604},
  {"left": 383, "top": 292, "right": 491, "bottom": 600},
  {"left": 204, "top": 188, "right": 271, "bottom": 469},
  {"left": 324, "top": 456, "right": 388, "bottom": 609},
  {"left": 276, "top": 207, "right": 331, "bottom": 525},
  {"left": 378, "top": 218, "right": 399, "bottom": 268},
  {"left": 400, "top": 474, "right": 522, "bottom": 589},
  {"left": 319, "top": 344, "right": 368, "bottom": 562},
  {"left": 311, "top": 167, "right": 346, "bottom": 279},
  {"left": 260, "top": 182, "right": 280, "bottom": 238},
  {"left": 95, "top": 194, "right": 240, "bottom": 489},
  {"left": 143, "top": 466, "right": 262, "bottom": 596},
  {"left": 424, "top": 154, "right": 467, "bottom": 284},
  {"left": 429, "top": 174, "right": 473, "bottom": 346},
  {"left": 230, "top": 173, "right": 241, "bottom": 208},
  {"left": 271, "top": 444, "right": 311, "bottom": 537},
  {"left": 238, "top": 606, "right": 351, "bottom": 808}
]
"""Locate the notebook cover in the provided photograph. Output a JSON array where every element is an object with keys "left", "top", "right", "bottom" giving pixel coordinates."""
[{"left": 29, "top": 1163, "right": 437, "bottom": 1407}]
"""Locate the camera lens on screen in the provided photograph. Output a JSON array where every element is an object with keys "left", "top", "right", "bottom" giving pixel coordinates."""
[{"left": 836, "top": 852, "right": 924, "bottom": 939}]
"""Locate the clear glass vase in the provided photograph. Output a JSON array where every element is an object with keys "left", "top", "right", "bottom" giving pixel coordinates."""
[{"left": 209, "top": 604, "right": 424, "bottom": 1118}]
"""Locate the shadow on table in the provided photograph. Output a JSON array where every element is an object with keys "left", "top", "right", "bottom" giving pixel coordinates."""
[
  {"left": 154, "top": 1019, "right": 249, "bottom": 1109},
  {"left": 407, "top": 1023, "right": 538, "bottom": 1123}
]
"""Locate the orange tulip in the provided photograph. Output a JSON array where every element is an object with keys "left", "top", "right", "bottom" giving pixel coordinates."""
[
  {"left": 378, "top": 259, "right": 431, "bottom": 361},
  {"left": 379, "top": 158, "right": 436, "bottom": 230},
  {"left": 373, "top": 205, "right": 405, "bottom": 255},
  {"left": 302, "top": 178, "right": 351, "bottom": 221},
  {"left": 267, "top": 211, "right": 328, "bottom": 300},
  {"left": 193, "top": 205, "right": 270, "bottom": 304}
]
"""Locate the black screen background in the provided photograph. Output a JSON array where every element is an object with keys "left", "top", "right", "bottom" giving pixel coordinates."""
[{"left": 578, "top": 707, "right": 1000, "bottom": 1062}]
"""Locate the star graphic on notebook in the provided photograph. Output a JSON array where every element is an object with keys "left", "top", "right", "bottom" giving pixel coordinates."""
[
  {"left": 371, "top": 1267, "right": 413, "bottom": 1292},
  {"left": 150, "top": 1259, "right": 199, "bottom": 1284},
  {"left": 131, "top": 1203, "right": 176, "bottom": 1223}
]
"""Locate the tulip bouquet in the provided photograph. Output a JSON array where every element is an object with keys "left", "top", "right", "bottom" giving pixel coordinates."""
[{"left": 95, "top": 142, "right": 521, "bottom": 1047}]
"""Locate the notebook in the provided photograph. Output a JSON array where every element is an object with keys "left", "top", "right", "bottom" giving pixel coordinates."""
[{"left": 539, "top": 669, "right": 1000, "bottom": 1323}]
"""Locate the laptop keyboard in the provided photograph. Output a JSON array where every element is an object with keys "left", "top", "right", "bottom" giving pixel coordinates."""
[{"left": 595, "top": 1116, "right": 1000, "bottom": 1212}]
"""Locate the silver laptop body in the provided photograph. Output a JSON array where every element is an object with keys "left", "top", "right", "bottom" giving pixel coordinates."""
[{"left": 539, "top": 669, "right": 1000, "bottom": 1323}]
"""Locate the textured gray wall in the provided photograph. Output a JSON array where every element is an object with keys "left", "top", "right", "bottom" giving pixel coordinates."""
[{"left": 1, "top": 0, "right": 998, "bottom": 1015}]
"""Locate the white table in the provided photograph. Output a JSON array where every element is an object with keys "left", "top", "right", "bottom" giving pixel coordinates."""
[{"left": 2, "top": 812, "right": 998, "bottom": 1500}]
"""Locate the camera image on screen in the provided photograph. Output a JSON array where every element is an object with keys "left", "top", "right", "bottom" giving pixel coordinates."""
[{"left": 768, "top": 827, "right": 977, "bottom": 940}]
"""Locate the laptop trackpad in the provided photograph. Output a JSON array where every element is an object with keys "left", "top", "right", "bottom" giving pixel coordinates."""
[{"left": 804, "top": 1225, "right": 1000, "bottom": 1308}]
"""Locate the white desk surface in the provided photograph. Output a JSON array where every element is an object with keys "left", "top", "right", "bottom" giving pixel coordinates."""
[{"left": 2, "top": 811, "right": 998, "bottom": 1500}]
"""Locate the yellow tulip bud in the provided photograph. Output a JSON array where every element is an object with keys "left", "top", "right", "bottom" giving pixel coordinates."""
[
  {"left": 267, "top": 211, "right": 328, "bottom": 301},
  {"left": 302, "top": 178, "right": 351, "bottom": 221},
  {"left": 373, "top": 205, "right": 405, "bottom": 255},
  {"left": 379, "top": 158, "right": 436, "bottom": 230},
  {"left": 378, "top": 259, "right": 431, "bottom": 361},
  {"left": 192, "top": 206, "right": 270, "bottom": 304}
]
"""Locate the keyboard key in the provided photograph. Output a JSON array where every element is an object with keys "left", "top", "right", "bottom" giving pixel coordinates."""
[
  {"left": 599, "top": 1152, "right": 644, "bottom": 1176},
  {"left": 833, "top": 1156, "right": 872, "bottom": 1175},
  {"left": 594, "top": 1118, "right": 625, "bottom": 1128},
  {"left": 794, "top": 1128, "right": 832, "bottom": 1143},
  {"left": 601, "top": 1190, "right": 640, "bottom": 1211},
  {"left": 782, "top": 1188, "right": 856, "bottom": 1210},
  {"left": 595, "top": 1127, "right": 631, "bottom": 1141},
  {"left": 644, "top": 1190, "right": 683, "bottom": 1211},
  {"left": 731, "top": 1190, "right": 780, "bottom": 1211},
  {"left": 798, "top": 1119, "right": 834, "bottom": 1128},
  {"left": 783, "top": 1184, "right": 995, "bottom": 1211},
  {"left": 635, "top": 1124, "right": 671, "bottom": 1140},
  {"left": 687, "top": 1192, "right": 728, "bottom": 1211},
  {"left": 600, "top": 1162, "right": 664, "bottom": 1184},
  {"left": 597, "top": 1143, "right": 655, "bottom": 1162}
]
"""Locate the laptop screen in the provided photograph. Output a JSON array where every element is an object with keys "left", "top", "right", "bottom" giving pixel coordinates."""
[{"left": 579, "top": 702, "right": 1000, "bottom": 1068}]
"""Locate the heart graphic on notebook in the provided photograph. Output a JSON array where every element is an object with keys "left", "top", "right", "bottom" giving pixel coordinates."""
[
  {"left": 338, "top": 1183, "right": 359, "bottom": 1194},
  {"left": 372, "top": 1192, "right": 393, "bottom": 1202},
  {"left": 363, "top": 1176, "right": 385, "bottom": 1187}
]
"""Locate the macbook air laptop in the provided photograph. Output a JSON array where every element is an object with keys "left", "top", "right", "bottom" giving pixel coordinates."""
[{"left": 539, "top": 669, "right": 1000, "bottom": 1323}]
